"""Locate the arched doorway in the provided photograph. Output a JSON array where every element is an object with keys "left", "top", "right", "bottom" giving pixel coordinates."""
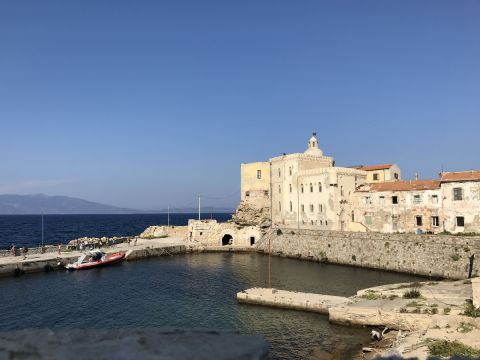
[
  {"left": 222, "top": 234, "right": 233, "bottom": 246},
  {"left": 250, "top": 236, "right": 255, "bottom": 246}
]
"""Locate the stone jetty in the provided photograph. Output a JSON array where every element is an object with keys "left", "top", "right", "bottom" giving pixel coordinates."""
[
  {"left": 238, "top": 279, "right": 480, "bottom": 359},
  {"left": 0, "top": 237, "right": 185, "bottom": 278}
]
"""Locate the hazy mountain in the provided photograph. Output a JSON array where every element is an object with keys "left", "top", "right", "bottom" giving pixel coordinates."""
[
  {"left": 0, "top": 194, "right": 236, "bottom": 215},
  {"left": 0, "top": 194, "right": 137, "bottom": 215}
]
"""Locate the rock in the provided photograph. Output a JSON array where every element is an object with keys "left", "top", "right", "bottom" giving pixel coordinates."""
[{"left": 0, "top": 328, "right": 269, "bottom": 360}]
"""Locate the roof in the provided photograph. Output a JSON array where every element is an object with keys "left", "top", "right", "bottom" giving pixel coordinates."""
[
  {"left": 357, "top": 180, "right": 441, "bottom": 192},
  {"left": 441, "top": 170, "right": 480, "bottom": 183},
  {"left": 356, "top": 164, "right": 395, "bottom": 171}
]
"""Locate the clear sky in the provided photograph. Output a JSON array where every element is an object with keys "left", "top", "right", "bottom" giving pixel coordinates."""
[{"left": 1, "top": 0, "right": 479, "bottom": 210}]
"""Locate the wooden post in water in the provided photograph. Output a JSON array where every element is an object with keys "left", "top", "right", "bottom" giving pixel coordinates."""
[{"left": 268, "top": 236, "right": 272, "bottom": 288}]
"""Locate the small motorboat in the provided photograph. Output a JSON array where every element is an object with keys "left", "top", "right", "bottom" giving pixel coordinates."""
[{"left": 66, "top": 250, "right": 125, "bottom": 271}]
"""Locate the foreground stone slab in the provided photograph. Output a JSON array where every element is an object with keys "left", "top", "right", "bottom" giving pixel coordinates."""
[
  {"left": 237, "top": 287, "right": 351, "bottom": 314},
  {"left": 0, "top": 329, "right": 268, "bottom": 360}
]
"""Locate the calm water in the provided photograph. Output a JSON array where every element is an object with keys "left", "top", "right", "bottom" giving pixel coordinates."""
[
  {"left": 0, "top": 213, "right": 232, "bottom": 249},
  {"left": 0, "top": 252, "right": 426, "bottom": 359}
]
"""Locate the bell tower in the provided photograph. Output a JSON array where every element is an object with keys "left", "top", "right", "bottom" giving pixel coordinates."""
[{"left": 305, "top": 132, "right": 324, "bottom": 156}]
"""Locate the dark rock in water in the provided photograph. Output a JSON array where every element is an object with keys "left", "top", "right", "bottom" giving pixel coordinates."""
[{"left": 0, "top": 328, "right": 269, "bottom": 360}]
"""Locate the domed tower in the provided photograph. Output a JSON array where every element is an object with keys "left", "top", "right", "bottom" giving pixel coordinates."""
[{"left": 304, "top": 132, "right": 324, "bottom": 156}]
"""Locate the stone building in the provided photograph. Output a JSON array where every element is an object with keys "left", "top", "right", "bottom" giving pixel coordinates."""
[
  {"left": 266, "top": 134, "right": 367, "bottom": 231},
  {"left": 353, "top": 171, "right": 480, "bottom": 234},
  {"left": 353, "top": 164, "right": 401, "bottom": 183},
  {"left": 441, "top": 171, "right": 480, "bottom": 233},
  {"left": 353, "top": 180, "right": 442, "bottom": 233}
]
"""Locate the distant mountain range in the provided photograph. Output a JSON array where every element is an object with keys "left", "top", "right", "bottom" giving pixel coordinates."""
[{"left": 0, "top": 194, "right": 235, "bottom": 215}]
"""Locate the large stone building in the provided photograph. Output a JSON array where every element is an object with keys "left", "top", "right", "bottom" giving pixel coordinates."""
[
  {"left": 241, "top": 133, "right": 367, "bottom": 231},
  {"left": 188, "top": 135, "right": 480, "bottom": 247}
]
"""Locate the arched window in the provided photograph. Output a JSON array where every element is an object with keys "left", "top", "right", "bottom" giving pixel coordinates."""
[
  {"left": 278, "top": 202, "right": 281, "bottom": 211},
  {"left": 289, "top": 201, "right": 293, "bottom": 212},
  {"left": 289, "top": 184, "right": 292, "bottom": 193},
  {"left": 318, "top": 182, "right": 322, "bottom": 192},
  {"left": 310, "top": 183, "right": 313, "bottom": 192},
  {"left": 289, "top": 167, "right": 292, "bottom": 176},
  {"left": 278, "top": 168, "right": 281, "bottom": 178},
  {"left": 310, "top": 204, "right": 314, "bottom": 212},
  {"left": 301, "top": 184, "right": 304, "bottom": 193},
  {"left": 301, "top": 204, "right": 305, "bottom": 212},
  {"left": 278, "top": 185, "right": 281, "bottom": 194},
  {"left": 351, "top": 211, "right": 355, "bottom": 222},
  {"left": 318, "top": 204, "right": 322, "bottom": 213}
]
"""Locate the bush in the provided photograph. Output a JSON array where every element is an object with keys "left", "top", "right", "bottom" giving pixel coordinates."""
[
  {"left": 463, "top": 300, "right": 480, "bottom": 318},
  {"left": 403, "top": 288, "right": 422, "bottom": 299},
  {"left": 443, "top": 307, "right": 451, "bottom": 315},
  {"left": 428, "top": 340, "right": 480, "bottom": 357}
]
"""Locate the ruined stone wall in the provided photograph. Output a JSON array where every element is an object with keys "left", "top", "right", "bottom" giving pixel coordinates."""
[
  {"left": 256, "top": 229, "right": 480, "bottom": 279},
  {"left": 187, "top": 220, "right": 262, "bottom": 248}
]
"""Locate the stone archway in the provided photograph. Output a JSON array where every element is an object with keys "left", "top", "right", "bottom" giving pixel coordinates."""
[{"left": 222, "top": 234, "right": 233, "bottom": 246}]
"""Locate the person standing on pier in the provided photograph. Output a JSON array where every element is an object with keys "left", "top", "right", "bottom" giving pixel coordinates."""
[
  {"left": 58, "top": 244, "right": 61, "bottom": 255},
  {"left": 22, "top": 247, "right": 28, "bottom": 259},
  {"left": 10, "top": 244, "right": 16, "bottom": 257}
]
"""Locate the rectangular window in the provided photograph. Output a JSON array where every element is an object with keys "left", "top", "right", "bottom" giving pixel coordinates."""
[
  {"left": 413, "top": 195, "right": 422, "bottom": 204},
  {"left": 456, "top": 216, "right": 465, "bottom": 227},
  {"left": 453, "top": 188, "right": 463, "bottom": 201},
  {"left": 278, "top": 185, "right": 281, "bottom": 194},
  {"left": 289, "top": 184, "right": 292, "bottom": 193},
  {"left": 392, "top": 196, "right": 398, "bottom": 204},
  {"left": 432, "top": 195, "right": 438, "bottom": 204},
  {"left": 432, "top": 216, "right": 440, "bottom": 227},
  {"left": 415, "top": 216, "right": 423, "bottom": 226},
  {"left": 257, "top": 170, "right": 262, "bottom": 179},
  {"left": 379, "top": 196, "right": 385, "bottom": 205},
  {"left": 301, "top": 204, "right": 305, "bottom": 212},
  {"left": 364, "top": 196, "right": 372, "bottom": 205},
  {"left": 365, "top": 215, "right": 373, "bottom": 225},
  {"left": 373, "top": 173, "right": 379, "bottom": 181},
  {"left": 310, "top": 204, "right": 314, "bottom": 212},
  {"left": 394, "top": 173, "right": 399, "bottom": 180}
]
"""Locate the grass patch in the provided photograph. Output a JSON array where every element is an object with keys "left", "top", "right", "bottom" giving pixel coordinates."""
[
  {"left": 428, "top": 340, "right": 480, "bottom": 357},
  {"left": 443, "top": 307, "right": 451, "bottom": 315},
  {"left": 406, "top": 301, "right": 423, "bottom": 307},
  {"left": 360, "top": 290, "right": 385, "bottom": 300},
  {"left": 458, "top": 322, "right": 475, "bottom": 333},
  {"left": 403, "top": 288, "right": 422, "bottom": 299}
]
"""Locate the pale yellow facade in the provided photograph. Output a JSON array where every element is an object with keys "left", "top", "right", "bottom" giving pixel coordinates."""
[{"left": 240, "top": 162, "right": 270, "bottom": 202}]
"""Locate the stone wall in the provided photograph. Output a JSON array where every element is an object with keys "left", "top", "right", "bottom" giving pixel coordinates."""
[
  {"left": 255, "top": 229, "right": 480, "bottom": 279},
  {"left": 188, "top": 220, "right": 262, "bottom": 248}
]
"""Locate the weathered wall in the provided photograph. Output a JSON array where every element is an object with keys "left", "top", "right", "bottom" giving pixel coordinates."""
[
  {"left": 256, "top": 229, "right": 480, "bottom": 279},
  {"left": 188, "top": 220, "right": 262, "bottom": 248}
]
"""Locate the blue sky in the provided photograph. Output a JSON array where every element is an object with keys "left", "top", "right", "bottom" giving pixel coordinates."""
[{"left": 0, "top": 0, "right": 479, "bottom": 210}]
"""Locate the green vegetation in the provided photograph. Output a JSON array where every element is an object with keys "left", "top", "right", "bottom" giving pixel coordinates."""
[
  {"left": 428, "top": 340, "right": 480, "bottom": 357},
  {"left": 451, "top": 253, "right": 461, "bottom": 261},
  {"left": 403, "top": 288, "right": 422, "bottom": 299},
  {"left": 443, "top": 307, "right": 451, "bottom": 315},
  {"left": 458, "top": 322, "right": 475, "bottom": 333},
  {"left": 462, "top": 300, "right": 480, "bottom": 318},
  {"left": 351, "top": 255, "right": 356, "bottom": 261},
  {"left": 360, "top": 290, "right": 385, "bottom": 300},
  {"left": 399, "top": 307, "right": 407, "bottom": 313},
  {"left": 388, "top": 294, "right": 398, "bottom": 300}
]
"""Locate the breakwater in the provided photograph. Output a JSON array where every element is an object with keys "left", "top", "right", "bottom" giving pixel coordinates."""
[
  {"left": 0, "top": 238, "right": 185, "bottom": 278},
  {"left": 256, "top": 229, "right": 480, "bottom": 279}
]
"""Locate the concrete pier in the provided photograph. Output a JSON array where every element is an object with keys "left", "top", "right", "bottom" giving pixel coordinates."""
[
  {"left": 0, "top": 237, "right": 185, "bottom": 278},
  {"left": 236, "top": 287, "right": 351, "bottom": 314}
]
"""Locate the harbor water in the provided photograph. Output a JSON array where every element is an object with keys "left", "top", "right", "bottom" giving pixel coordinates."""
[{"left": 0, "top": 250, "right": 426, "bottom": 359}]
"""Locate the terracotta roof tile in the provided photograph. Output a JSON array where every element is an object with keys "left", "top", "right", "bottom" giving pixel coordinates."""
[
  {"left": 357, "top": 180, "right": 440, "bottom": 192},
  {"left": 358, "top": 164, "right": 394, "bottom": 171},
  {"left": 441, "top": 171, "right": 480, "bottom": 182}
]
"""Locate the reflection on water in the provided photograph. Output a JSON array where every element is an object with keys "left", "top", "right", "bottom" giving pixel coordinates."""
[{"left": 0, "top": 253, "right": 426, "bottom": 359}]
